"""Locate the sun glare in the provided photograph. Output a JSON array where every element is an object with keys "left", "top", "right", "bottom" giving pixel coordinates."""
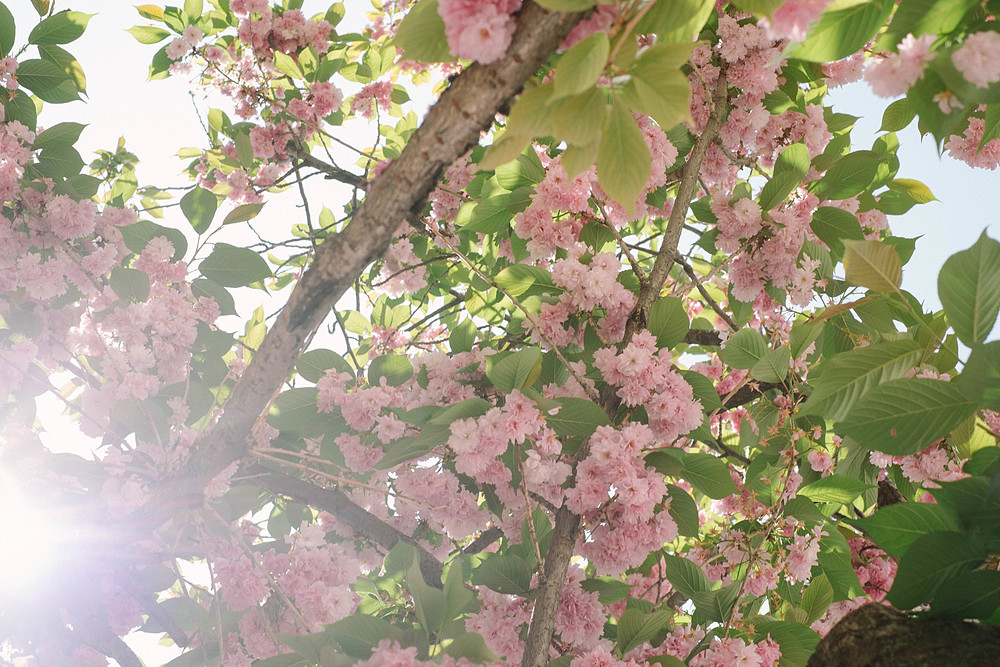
[{"left": 0, "top": 476, "right": 58, "bottom": 590}]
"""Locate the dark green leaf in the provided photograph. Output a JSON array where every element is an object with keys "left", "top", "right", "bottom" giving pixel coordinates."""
[
  {"left": 887, "top": 531, "right": 986, "bottom": 610},
  {"left": 840, "top": 378, "right": 977, "bottom": 456},
  {"left": 759, "top": 143, "right": 809, "bottom": 211},
  {"left": 847, "top": 503, "right": 959, "bottom": 559},
  {"left": 647, "top": 297, "right": 689, "bottom": 349},
  {"left": 180, "top": 187, "right": 218, "bottom": 234},
  {"left": 28, "top": 10, "right": 92, "bottom": 45},
  {"left": 938, "top": 231, "right": 1000, "bottom": 346},
  {"left": 110, "top": 267, "right": 150, "bottom": 303},
  {"left": 682, "top": 452, "right": 737, "bottom": 499},
  {"left": 368, "top": 354, "right": 414, "bottom": 387},
  {"left": 199, "top": 242, "right": 272, "bottom": 287}
]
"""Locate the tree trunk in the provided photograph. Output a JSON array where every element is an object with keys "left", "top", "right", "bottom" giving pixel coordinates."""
[{"left": 808, "top": 603, "right": 1000, "bottom": 667}]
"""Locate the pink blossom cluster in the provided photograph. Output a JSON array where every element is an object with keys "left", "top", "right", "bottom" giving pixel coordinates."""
[
  {"left": 0, "top": 120, "right": 33, "bottom": 204},
  {"left": 437, "top": 0, "right": 522, "bottom": 64},
  {"left": 0, "top": 55, "right": 18, "bottom": 90},
  {"left": 593, "top": 330, "right": 703, "bottom": 441},
  {"left": 725, "top": 192, "right": 821, "bottom": 305},
  {"left": 953, "top": 31, "right": 1000, "bottom": 88},
  {"left": 350, "top": 81, "right": 394, "bottom": 120},
  {"left": 378, "top": 237, "right": 428, "bottom": 298},
  {"left": 165, "top": 25, "right": 205, "bottom": 60},
  {"left": 234, "top": 5, "right": 332, "bottom": 55},
  {"left": 466, "top": 566, "right": 603, "bottom": 661},
  {"left": 430, "top": 157, "right": 476, "bottom": 224},
  {"left": 865, "top": 34, "right": 936, "bottom": 98},
  {"left": 567, "top": 423, "right": 678, "bottom": 574},
  {"left": 536, "top": 244, "right": 636, "bottom": 344},
  {"left": 690, "top": 635, "right": 781, "bottom": 667},
  {"left": 356, "top": 639, "right": 480, "bottom": 667},
  {"left": 560, "top": 4, "right": 618, "bottom": 51},
  {"left": 514, "top": 158, "right": 593, "bottom": 259},
  {"left": 945, "top": 116, "right": 1000, "bottom": 169},
  {"left": 761, "top": 0, "right": 833, "bottom": 43}
]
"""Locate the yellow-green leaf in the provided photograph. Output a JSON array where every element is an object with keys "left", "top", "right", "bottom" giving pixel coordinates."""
[
  {"left": 843, "top": 240, "right": 902, "bottom": 292},
  {"left": 553, "top": 33, "right": 609, "bottom": 100},
  {"left": 597, "top": 98, "right": 651, "bottom": 216}
]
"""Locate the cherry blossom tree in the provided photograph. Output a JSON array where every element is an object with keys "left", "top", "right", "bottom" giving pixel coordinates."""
[{"left": 1, "top": 1, "right": 1000, "bottom": 666}]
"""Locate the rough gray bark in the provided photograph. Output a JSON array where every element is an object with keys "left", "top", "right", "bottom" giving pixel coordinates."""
[
  {"left": 143, "top": 2, "right": 586, "bottom": 517},
  {"left": 808, "top": 603, "right": 1000, "bottom": 667}
]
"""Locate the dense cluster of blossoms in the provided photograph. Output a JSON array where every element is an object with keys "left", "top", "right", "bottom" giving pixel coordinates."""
[
  {"left": 864, "top": 34, "right": 936, "bottom": 98},
  {"left": 952, "top": 31, "right": 1000, "bottom": 88},
  {"left": 438, "top": 0, "right": 522, "bottom": 64}
]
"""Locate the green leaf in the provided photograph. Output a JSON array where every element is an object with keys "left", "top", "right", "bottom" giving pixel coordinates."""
[
  {"left": 801, "top": 340, "right": 922, "bottom": 421},
  {"left": 494, "top": 264, "right": 559, "bottom": 297},
  {"left": 3, "top": 86, "right": 35, "bottom": 130},
  {"left": 487, "top": 347, "right": 542, "bottom": 392},
  {"left": 224, "top": 202, "right": 265, "bottom": 225},
  {"left": 682, "top": 452, "right": 738, "bottom": 499},
  {"left": 368, "top": 354, "right": 413, "bottom": 387},
  {"left": 38, "top": 43, "right": 86, "bottom": 94},
  {"left": 759, "top": 143, "right": 809, "bottom": 211},
  {"left": 597, "top": 98, "right": 651, "bottom": 216},
  {"left": 751, "top": 346, "right": 790, "bottom": 383},
  {"left": 878, "top": 0, "right": 978, "bottom": 53},
  {"left": 938, "top": 231, "right": 1000, "bottom": 346},
  {"left": 616, "top": 609, "right": 672, "bottom": 657},
  {"left": 800, "top": 573, "right": 834, "bottom": 625},
  {"left": 548, "top": 87, "right": 609, "bottom": 146},
  {"left": 120, "top": 220, "right": 187, "bottom": 260},
  {"left": 638, "top": 0, "right": 715, "bottom": 43},
  {"left": 191, "top": 278, "right": 236, "bottom": 316},
  {"left": 180, "top": 187, "right": 218, "bottom": 234},
  {"left": 183, "top": 0, "right": 203, "bottom": 20},
  {"left": 32, "top": 122, "right": 85, "bottom": 150},
  {"left": 444, "top": 633, "right": 499, "bottom": 662},
  {"left": 812, "top": 151, "right": 884, "bottom": 200},
  {"left": 958, "top": 341, "right": 1000, "bottom": 411},
  {"left": 127, "top": 25, "right": 171, "bottom": 44},
  {"left": 495, "top": 150, "right": 545, "bottom": 190},
  {"left": 16, "top": 58, "right": 79, "bottom": 103},
  {"left": 545, "top": 397, "right": 610, "bottom": 444},
  {"left": 667, "top": 484, "right": 700, "bottom": 537},
  {"left": 888, "top": 178, "right": 936, "bottom": 204},
  {"left": 325, "top": 615, "right": 394, "bottom": 659},
  {"left": 296, "top": 349, "right": 351, "bottom": 383},
  {"left": 663, "top": 553, "right": 711, "bottom": 598},
  {"left": 787, "top": 0, "right": 893, "bottom": 62},
  {"left": 810, "top": 206, "right": 864, "bottom": 258},
  {"left": 268, "top": 388, "right": 345, "bottom": 438},
  {"left": 720, "top": 328, "right": 768, "bottom": 370},
  {"left": 471, "top": 554, "right": 532, "bottom": 595},
  {"left": 199, "top": 242, "right": 272, "bottom": 287},
  {"left": 28, "top": 10, "right": 93, "bottom": 45},
  {"left": 647, "top": 297, "right": 690, "bottom": 350},
  {"left": 840, "top": 378, "right": 977, "bottom": 456},
  {"left": 620, "top": 43, "right": 692, "bottom": 132},
  {"left": 847, "top": 503, "right": 959, "bottom": 559},
  {"left": 534, "top": 0, "right": 597, "bottom": 9},
  {"left": 753, "top": 620, "right": 820, "bottom": 667},
  {"left": 879, "top": 98, "right": 916, "bottom": 132},
  {"left": 449, "top": 319, "right": 477, "bottom": 353},
  {"left": 690, "top": 583, "right": 741, "bottom": 624},
  {"left": 554, "top": 33, "right": 608, "bottom": 100},
  {"left": 797, "top": 474, "right": 874, "bottom": 505},
  {"left": 110, "top": 267, "right": 151, "bottom": 303},
  {"left": 928, "top": 570, "right": 1000, "bottom": 620},
  {"left": 887, "top": 531, "right": 986, "bottom": 610},
  {"left": 842, "top": 239, "right": 902, "bottom": 292},
  {"left": 393, "top": 0, "right": 452, "bottom": 63},
  {"left": 36, "top": 145, "right": 83, "bottom": 178},
  {"left": 580, "top": 577, "right": 631, "bottom": 605},
  {"left": 0, "top": 2, "right": 14, "bottom": 56}
]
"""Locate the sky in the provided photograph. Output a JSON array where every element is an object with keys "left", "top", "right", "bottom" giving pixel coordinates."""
[{"left": 5, "top": 2, "right": 1000, "bottom": 663}]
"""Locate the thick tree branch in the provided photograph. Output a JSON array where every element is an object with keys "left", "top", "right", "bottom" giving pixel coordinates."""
[
  {"left": 147, "top": 2, "right": 587, "bottom": 515},
  {"left": 521, "top": 75, "right": 730, "bottom": 667},
  {"left": 246, "top": 465, "right": 445, "bottom": 587},
  {"left": 808, "top": 603, "right": 1000, "bottom": 666}
]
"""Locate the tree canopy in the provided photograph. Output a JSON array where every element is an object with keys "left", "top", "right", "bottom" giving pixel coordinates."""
[{"left": 1, "top": 1, "right": 1000, "bottom": 666}]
